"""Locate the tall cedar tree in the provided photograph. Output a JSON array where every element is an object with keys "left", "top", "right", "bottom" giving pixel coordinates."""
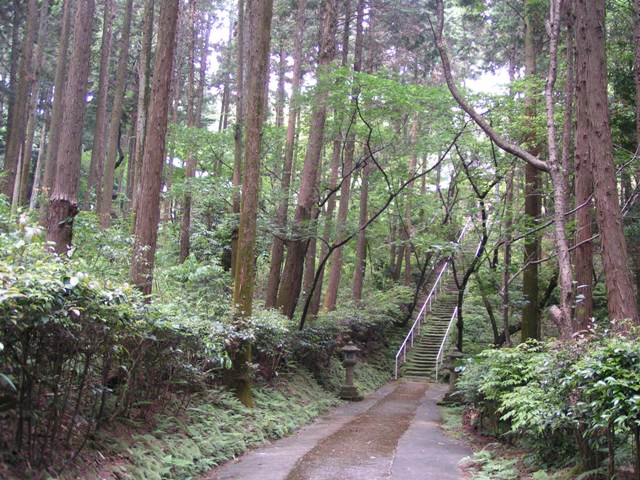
[
  {"left": 232, "top": 0, "right": 274, "bottom": 407},
  {"left": 41, "top": 0, "right": 73, "bottom": 221},
  {"left": 264, "top": 0, "right": 307, "bottom": 308},
  {"left": 131, "top": 0, "right": 155, "bottom": 215},
  {"left": 46, "top": 0, "right": 96, "bottom": 253},
  {"left": 2, "top": 0, "right": 38, "bottom": 202},
  {"left": 575, "top": 0, "right": 639, "bottom": 324},
  {"left": 98, "top": 0, "right": 134, "bottom": 227},
  {"left": 130, "top": 0, "right": 180, "bottom": 294},
  {"left": 277, "top": 0, "right": 338, "bottom": 318},
  {"left": 86, "top": 0, "right": 114, "bottom": 207}
]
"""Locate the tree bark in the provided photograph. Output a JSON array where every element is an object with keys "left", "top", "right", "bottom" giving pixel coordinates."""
[
  {"left": 3, "top": 0, "right": 38, "bottom": 202},
  {"left": 98, "top": 0, "right": 134, "bottom": 228},
  {"left": 46, "top": 0, "right": 96, "bottom": 254},
  {"left": 131, "top": 0, "right": 155, "bottom": 215},
  {"left": 40, "top": 0, "right": 73, "bottom": 222},
  {"left": 576, "top": 0, "right": 639, "bottom": 324},
  {"left": 29, "top": 112, "right": 48, "bottom": 210},
  {"left": 130, "top": 0, "right": 180, "bottom": 294},
  {"left": 178, "top": 0, "right": 200, "bottom": 263},
  {"left": 574, "top": 4, "right": 594, "bottom": 329},
  {"left": 264, "top": 0, "right": 307, "bottom": 308},
  {"left": 232, "top": 0, "right": 274, "bottom": 407},
  {"left": 352, "top": 161, "right": 370, "bottom": 302},
  {"left": 231, "top": 0, "right": 246, "bottom": 279},
  {"left": 86, "top": 0, "right": 115, "bottom": 208},
  {"left": 521, "top": 2, "right": 542, "bottom": 341}
]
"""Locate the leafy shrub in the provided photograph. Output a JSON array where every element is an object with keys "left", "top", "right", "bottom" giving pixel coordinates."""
[{"left": 457, "top": 335, "right": 640, "bottom": 471}]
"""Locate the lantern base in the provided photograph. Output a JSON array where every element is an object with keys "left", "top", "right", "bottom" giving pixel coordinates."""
[{"left": 340, "top": 385, "right": 363, "bottom": 401}]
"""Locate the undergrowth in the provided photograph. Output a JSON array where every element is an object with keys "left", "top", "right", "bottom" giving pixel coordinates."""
[{"left": 68, "top": 370, "right": 339, "bottom": 480}]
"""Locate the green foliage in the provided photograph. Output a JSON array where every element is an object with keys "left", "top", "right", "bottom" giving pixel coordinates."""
[
  {"left": 458, "top": 335, "right": 640, "bottom": 471},
  {"left": 89, "top": 370, "right": 340, "bottom": 480}
]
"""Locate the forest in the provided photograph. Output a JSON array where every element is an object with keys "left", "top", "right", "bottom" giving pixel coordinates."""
[{"left": 1, "top": 0, "right": 640, "bottom": 478}]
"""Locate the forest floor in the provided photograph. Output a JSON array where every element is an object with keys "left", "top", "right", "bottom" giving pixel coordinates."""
[{"left": 202, "top": 380, "right": 471, "bottom": 480}]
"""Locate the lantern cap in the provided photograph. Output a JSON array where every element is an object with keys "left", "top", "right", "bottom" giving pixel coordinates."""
[{"left": 341, "top": 342, "right": 360, "bottom": 353}]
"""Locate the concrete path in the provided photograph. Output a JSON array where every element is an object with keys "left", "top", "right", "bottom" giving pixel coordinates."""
[{"left": 202, "top": 380, "right": 471, "bottom": 480}]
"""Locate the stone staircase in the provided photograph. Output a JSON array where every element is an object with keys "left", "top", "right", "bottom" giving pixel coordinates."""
[{"left": 400, "top": 280, "right": 459, "bottom": 380}]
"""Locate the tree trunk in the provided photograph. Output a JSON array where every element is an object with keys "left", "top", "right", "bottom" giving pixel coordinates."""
[
  {"left": 324, "top": 0, "right": 365, "bottom": 311},
  {"left": 179, "top": 0, "right": 200, "bottom": 263},
  {"left": 502, "top": 171, "right": 514, "bottom": 346},
  {"left": 312, "top": 0, "right": 352, "bottom": 315},
  {"left": 130, "top": 0, "right": 180, "bottom": 294},
  {"left": 231, "top": 0, "right": 246, "bottom": 279},
  {"left": 576, "top": 0, "right": 640, "bottom": 324},
  {"left": 231, "top": 0, "right": 274, "bottom": 407},
  {"left": 3, "top": 0, "right": 38, "bottom": 202},
  {"left": 131, "top": 0, "right": 155, "bottom": 215},
  {"left": 98, "top": 0, "right": 134, "bottom": 228},
  {"left": 353, "top": 161, "right": 370, "bottom": 302},
  {"left": 86, "top": 0, "right": 114, "bottom": 208},
  {"left": 16, "top": 1, "right": 49, "bottom": 207},
  {"left": 276, "top": 0, "right": 338, "bottom": 318},
  {"left": 46, "top": 0, "right": 96, "bottom": 254},
  {"left": 29, "top": 114, "right": 48, "bottom": 210},
  {"left": 521, "top": 2, "right": 542, "bottom": 341},
  {"left": 40, "top": 0, "right": 73, "bottom": 222},
  {"left": 264, "top": 0, "right": 307, "bottom": 308},
  {"left": 3, "top": 0, "right": 22, "bottom": 163},
  {"left": 574, "top": 6, "right": 594, "bottom": 329}
]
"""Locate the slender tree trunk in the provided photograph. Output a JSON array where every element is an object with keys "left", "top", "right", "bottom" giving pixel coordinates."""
[
  {"left": 131, "top": 0, "right": 155, "bottom": 215},
  {"left": 46, "top": 0, "right": 96, "bottom": 254},
  {"left": 353, "top": 161, "right": 370, "bottom": 302},
  {"left": 40, "top": 0, "right": 73, "bottom": 222},
  {"left": 277, "top": 0, "right": 338, "bottom": 319},
  {"left": 313, "top": 0, "right": 352, "bottom": 315},
  {"left": 232, "top": 0, "right": 274, "bottom": 407},
  {"left": 178, "top": 0, "right": 200, "bottom": 263},
  {"left": 264, "top": 0, "right": 307, "bottom": 309},
  {"left": 576, "top": 0, "right": 640, "bottom": 324},
  {"left": 231, "top": 0, "right": 246, "bottom": 279},
  {"left": 324, "top": 0, "right": 365, "bottom": 311},
  {"left": 130, "top": 0, "right": 180, "bottom": 294},
  {"left": 4, "top": 0, "right": 22, "bottom": 161},
  {"left": 502, "top": 171, "right": 514, "bottom": 346},
  {"left": 265, "top": 0, "right": 307, "bottom": 308},
  {"left": 521, "top": 3, "right": 542, "bottom": 341},
  {"left": 98, "top": 0, "right": 134, "bottom": 228},
  {"left": 15, "top": 2, "right": 49, "bottom": 207},
  {"left": 86, "top": 0, "right": 114, "bottom": 208},
  {"left": 29, "top": 115, "right": 48, "bottom": 210},
  {"left": 3, "top": 0, "right": 38, "bottom": 201},
  {"left": 402, "top": 119, "right": 419, "bottom": 286},
  {"left": 544, "top": 0, "right": 574, "bottom": 335}
]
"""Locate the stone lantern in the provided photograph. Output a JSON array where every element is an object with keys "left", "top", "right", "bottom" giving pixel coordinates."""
[
  {"left": 340, "top": 342, "right": 363, "bottom": 401},
  {"left": 441, "top": 349, "right": 465, "bottom": 404}
]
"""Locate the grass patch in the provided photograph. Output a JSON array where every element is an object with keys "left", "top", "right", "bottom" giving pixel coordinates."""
[{"left": 439, "top": 405, "right": 465, "bottom": 439}]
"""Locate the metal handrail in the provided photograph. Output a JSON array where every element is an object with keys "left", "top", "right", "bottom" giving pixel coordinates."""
[
  {"left": 434, "top": 234, "right": 485, "bottom": 380},
  {"left": 393, "top": 218, "right": 472, "bottom": 379},
  {"left": 435, "top": 305, "right": 458, "bottom": 381}
]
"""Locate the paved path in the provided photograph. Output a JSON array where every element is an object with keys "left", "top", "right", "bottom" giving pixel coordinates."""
[{"left": 202, "top": 381, "right": 471, "bottom": 480}]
